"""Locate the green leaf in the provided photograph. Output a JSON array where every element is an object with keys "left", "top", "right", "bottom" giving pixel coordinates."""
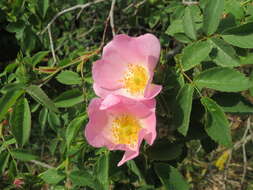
[
  {"left": 9, "top": 161, "right": 17, "bottom": 181},
  {"left": 147, "top": 140, "right": 183, "bottom": 161},
  {"left": 148, "top": 11, "right": 160, "bottom": 28},
  {"left": 95, "top": 152, "right": 109, "bottom": 189},
  {"left": 48, "top": 138, "right": 59, "bottom": 156},
  {"left": 4, "top": 62, "right": 18, "bottom": 73},
  {"left": 171, "top": 5, "right": 185, "bottom": 21},
  {"left": 199, "top": 0, "right": 208, "bottom": 9},
  {"left": 194, "top": 67, "right": 252, "bottom": 92},
  {"left": 240, "top": 53, "right": 253, "bottom": 65},
  {"left": 25, "top": 85, "right": 59, "bottom": 113},
  {"left": 0, "top": 90, "right": 24, "bottom": 122},
  {"left": 174, "top": 84, "right": 194, "bottom": 136},
  {"left": 154, "top": 163, "right": 189, "bottom": 190},
  {"left": 212, "top": 93, "right": 253, "bottom": 113},
  {"left": 1, "top": 83, "right": 24, "bottom": 94},
  {"left": 127, "top": 160, "right": 143, "bottom": 182},
  {"left": 181, "top": 41, "right": 212, "bottom": 71},
  {"left": 37, "top": 0, "right": 49, "bottom": 18},
  {"left": 66, "top": 115, "right": 86, "bottom": 149},
  {"left": 22, "top": 27, "right": 36, "bottom": 54},
  {"left": 209, "top": 38, "right": 240, "bottom": 67},
  {"left": 165, "top": 19, "right": 184, "bottom": 36},
  {"left": 174, "top": 33, "right": 192, "bottom": 44},
  {"left": 222, "top": 22, "right": 253, "bottom": 48},
  {"left": 56, "top": 71, "right": 82, "bottom": 85},
  {"left": 203, "top": 0, "right": 224, "bottom": 35},
  {"left": 10, "top": 98, "right": 31, "bottom": 147},
  {"left": 250, "top": 71, "right": 253, "bottom": 96},
  {"left": 32, "top": 51, "right": 49, "bottom": 67},
  {"left": 54, "top": 88, "right": 84, "bottom": 108},
  {"left": 48, "top": 111, "right": 61, "bottom": 131},
  {"left": 0, "top": 152, "right": 10, "bottom": 174},
  {"left": 39, "top": 107, "right": 48, "bottom": 133},
  {"left": 189, "top": 5, "right": 202, "bottom": 22},
  {"left": 0, "top": 138, "right": 16, "bottom": 154},
  {"left": 11, "top": 150, "right": 38, "bottom": 161},
  {"left": 40, "top": 168, "right": 65, "bottom": 185},
  {"left": 6, "top": 21, "right": 25, "bottom": 33},
  {"left": 201, "top": 97, "right": 232, "bottom": 147},
  {"left": 217, "top": 14, "right": 237, "bottom": 33},
  {"left": 225, "top": 0, "right": 244, "bottom": 20},
  {"left": 69, "top": 170, "right": 95, "bottom": 188},
  {"left": 31, "top": 103, "right": 40, "bottom": 113},
  {"left": 183, "top": 7, "right": 197, "bottom": 40}
]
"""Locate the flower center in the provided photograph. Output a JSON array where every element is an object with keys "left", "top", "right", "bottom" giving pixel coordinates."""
[
  {"left": 122, "top": 64, "right": 148, "bottom": 96},
  {"left": 111, "top": 114, "right": 142, "bottom": 148}
]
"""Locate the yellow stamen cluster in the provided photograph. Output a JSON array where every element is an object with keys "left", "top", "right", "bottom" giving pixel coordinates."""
[
  {"left": 122, "top": 64, "right": 148, "bottom": 96},
  {"left": 111, "top": 114, "right": 141, "bottom": 148}
]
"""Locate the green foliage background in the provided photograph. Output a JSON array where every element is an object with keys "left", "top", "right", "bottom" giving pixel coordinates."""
[{"left": 1, "top": 0, "right": 253, "bottom": 189}]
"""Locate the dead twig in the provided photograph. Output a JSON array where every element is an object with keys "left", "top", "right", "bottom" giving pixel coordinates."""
[
  {"left": 240, "top": 118, "right": 251, "bottom": 185},
  {"left": 41, "top": 0, "right": 106, "bottom": 34},
  {"left": 30, "top": 160, "right": 54, "bottom": 169},
  {"left": 48, "top": 26, "right": 57, "bottom": 65},
  {"left": 182, "top": 0, "right": 199, "bottom": 5},
  {"left": 109, "top": 0, "right": 116, "bottom": 36},
  {"left": 41, "top": 0, "right": 106, "bottom": 66}
]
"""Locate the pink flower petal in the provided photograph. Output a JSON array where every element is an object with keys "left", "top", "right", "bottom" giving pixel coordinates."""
[
  {"left": 92, "top": 34, "right": 161, "bottom": 100},
  {"left": 93, "top": 83, "right": 113, "bottom": 98},
  {"left": 117, "top": 130, "right": 146, "bottom": 166},
  {"left": 141, "top": 98, "right": 156, "bottom": 110},
  {"left": 85, "top": 98, "right": 112, "bottom": 147},
  {"left": 92, "top": 59, "right": 125, "bottom": 90},
  {"left": 103, "top": 95, "right": 155, "bottom": 118},
  {"left": 84, "top": 96, "right": 157, "bottom": 166},
  {"left": 100, "top": 94, "right": 121, "bottom": 110},
  {"left": 135, "top": 33, "right": 161, "bottom": 66},
  {"left": 122, "top": 98, "right": 155, "bottom": 118},
  {"left": 142, "top": 113, "right": 157, "bottom": 145},
  {"left": 94, "top": 81, "right": 162, "bottom": 101},
  {"left": 103, "top": 34, "right": 144, "bottom": 64},
  {"left": 144, "top": 84, "right": 162, "bottom": 99},
  {"left": 103, "top": 34, "right": 160, "bottom": 67}
]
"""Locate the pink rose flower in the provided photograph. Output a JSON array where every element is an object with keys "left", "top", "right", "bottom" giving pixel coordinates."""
[
  {"left": 92, "top": 34, "right": 162, "bottom": 100},
  {"left": 84, "top": 95, "right": 156, "bottom": 166},
  {"left": 13, "top": 178, "right": 24, "bottom": 188}
]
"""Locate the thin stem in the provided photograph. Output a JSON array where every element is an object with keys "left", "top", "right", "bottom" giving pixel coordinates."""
[
  {"left": 41, "top": 0, "right": 106, "bottom": 34},
  {"left": 1, "top": 134, "right": 18, "bottom": 171},
  {"left": 182, "top": 0, "right": 199, "bottom": 5},
  {"left": 178, "top": 63, "right": 203, "bottom": 97},
  {"left": 48, "top": 26, "right": 57, "bottom": 66},
  {"left": 240, "top": 117, "right": 251, "bottom": 185},
  {"left": 109, "top": 0, "right": 116, "bottom": 36},
  {"left": 29, "top": 160, "right": 54, "bottom": 169}
]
